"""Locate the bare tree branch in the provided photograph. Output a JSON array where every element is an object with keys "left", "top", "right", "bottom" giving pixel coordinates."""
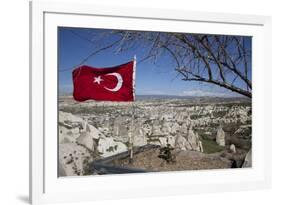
[
  {"left": 59, "top": 38, "right": 123, "bottom": 72},
  {"left": 69, "top": 30, "right": 252, "bottom": 98}
]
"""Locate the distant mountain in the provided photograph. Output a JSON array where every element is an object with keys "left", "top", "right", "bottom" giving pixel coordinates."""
[
  {"left": 58, "top": 93, "right": 251, "bottom": 104},
  {"left": 135, "top": 95, "right": 250, "bottom": 102},
  {"left": 136, "top": 95, "right": 193, "bottom": 100}
]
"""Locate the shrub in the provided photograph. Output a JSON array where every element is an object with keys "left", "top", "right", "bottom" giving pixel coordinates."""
[
  {"left": 201, "top": 138, "right": 224, "bottom": 154},
  {"left": 158, "top": 144, "right": 176, "bottom": 163}
]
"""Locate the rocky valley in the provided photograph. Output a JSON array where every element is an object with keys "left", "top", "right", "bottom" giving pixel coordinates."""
[{"left": 58, "top": 96, "right": 252, "bottom": 176}]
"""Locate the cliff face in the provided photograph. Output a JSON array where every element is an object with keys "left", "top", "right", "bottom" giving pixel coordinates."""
[{"left": 59, "top": 111, "right": 128, "bottom": 176}]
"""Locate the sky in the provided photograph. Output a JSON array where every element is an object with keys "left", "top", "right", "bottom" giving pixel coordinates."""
[{"left": 58, "top": 27, "right": 251, "bottom": 97}]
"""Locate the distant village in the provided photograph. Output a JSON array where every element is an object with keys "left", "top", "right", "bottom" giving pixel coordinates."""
[{"left": 58, "top": 96, "right": 252, "bottom": 176}]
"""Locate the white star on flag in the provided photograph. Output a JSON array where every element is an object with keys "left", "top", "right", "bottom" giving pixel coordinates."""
[{"left": 93, "top": 76, "right": 104, "bottom": 84}]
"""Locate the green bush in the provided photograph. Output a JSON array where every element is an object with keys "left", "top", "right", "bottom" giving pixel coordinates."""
[
  {"left": 158, "top": 144, "right": 176, "bottom": 163},
  {"left": 201, "top": 138, "right": 224, "bottom": 154}
]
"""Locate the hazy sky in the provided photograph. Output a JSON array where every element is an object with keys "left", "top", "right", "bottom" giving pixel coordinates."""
[{"left": 58, "top": 27, "right": 251, "bottom": 97}]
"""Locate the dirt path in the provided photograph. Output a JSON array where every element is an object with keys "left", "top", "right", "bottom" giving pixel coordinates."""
[{"left": 113, "top": 148, "right": 232, "bottom": 172}]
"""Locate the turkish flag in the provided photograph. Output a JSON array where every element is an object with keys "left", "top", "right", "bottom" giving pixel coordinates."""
[{"left": 72, "top": 61, "right": 135, "bottom": 102}]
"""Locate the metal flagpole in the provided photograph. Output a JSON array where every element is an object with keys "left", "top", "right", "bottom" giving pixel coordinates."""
[{"left": 129, "top": 55, "right": 136, "bottom": 163}]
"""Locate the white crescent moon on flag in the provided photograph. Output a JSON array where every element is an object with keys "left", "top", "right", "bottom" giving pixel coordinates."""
[{"left": 103, "top": 73, "right": 123, "bottom": 92}]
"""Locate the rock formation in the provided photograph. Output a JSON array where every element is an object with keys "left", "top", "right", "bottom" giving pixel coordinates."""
[
  {"left": 229, "top": 144, "right": 236, "bottom": 153},
  {"left": 216, "top": 125, "right": 226, "bottom": 146},
  {"left": 242, "top": 149, "right": 252, "bottom": 168},
  {"left": 59, "top": 111, "right": 128, "bottom": 171},
  {"left": 185, "top": 126, "right": 203, "bottom": 152},
  {"left": 58, "top": 96, "right": 252, "bottom": 175},
  {"left": 59, "top": 143, "right": 93, "bottom": 176},
  {"left": 198, "top": 140, "right": 204, "bottom": 152},
  {"left": 159, "top": 135, "right": 176, "bottom": 148},
  {"left": 174, "top": 127, "right": 203, "bottom": 152},
  {"left": 97, "top": 137, "right": 127, "bottom": 158},
  {"left": 175, "top": 132, "right": 192, "bottom": 151},
  {"left": 187, "top": 126, "right": 198, "bottom": 150}
]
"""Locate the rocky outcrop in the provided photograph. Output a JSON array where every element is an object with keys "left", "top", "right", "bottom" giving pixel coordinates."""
[
  {"left": 216, "top": 126, "right": 226, "bottom": 146},
  {"left": 59, "top": 111, "right": 84, "bottom": 123},
  {"left": 229, "top": 144, "right": 236, "bottom": 153},
  {"left": 59, "top": 111, "right": 84, "bottom": 143},
  {"left": 174, "top": 127, "right": 203, "bottom": 152},
  {"left": 159, "top": 135, "right": 176, "bottom": 147},
  {"left": 225, "top": 106, "right": 251, "bottom": 124},
  {"left": 242, "top": 149, "right": 252, "bottom": 168},
  {"left": 132, "top": 134, "right": 147, "bottom": 147},
  {"left": 97, "top": 137, "right": 127, "bottom": 157},
  {"left": 59, "top": 111, "right": 128, "bottom": 164},
  {"left": 229, "top": 125, "right": 252, "bottom": 150},
  {"left": 58, "top": 161, "right": 66, "bottom": 177},
  {"left": 78, "top": 123, "right": 127, "bottom": 158},
  {"left": 175, "top": 134, "right": 192, "bottom": 151},
  {"left": 59, "top": 143, "right": 93, "bottom": 176},
  {"left": 187, "top": 126, "right": 199, "bottom": 150},
  {"left": 76, "top": 123, "right": 105, "bottom": 153}
]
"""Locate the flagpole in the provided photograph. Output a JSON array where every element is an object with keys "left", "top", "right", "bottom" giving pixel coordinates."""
[{"left": 129, "top": 55, "right": 136, "bottom": 163}]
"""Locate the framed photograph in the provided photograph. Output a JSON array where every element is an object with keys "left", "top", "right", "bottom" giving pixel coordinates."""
[{"left": 30, "top": 1, "right": 271, "bottom": 204}]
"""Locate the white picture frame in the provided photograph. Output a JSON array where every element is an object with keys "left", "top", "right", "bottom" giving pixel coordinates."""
[{"left": 30, "top": 1, "right": 272, "bottom": 204}]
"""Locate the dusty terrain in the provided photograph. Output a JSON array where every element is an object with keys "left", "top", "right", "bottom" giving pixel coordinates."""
[
  {"left": 113, "top": 148, "right": 232, "bottom": 172},
  {"left": 58, "top": 95, "right": 252, "bottom": 176}
]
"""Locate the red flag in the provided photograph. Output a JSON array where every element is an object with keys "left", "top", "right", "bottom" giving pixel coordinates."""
[{"left": 72, "top": 60, "right": 135, "bottom": 102}]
